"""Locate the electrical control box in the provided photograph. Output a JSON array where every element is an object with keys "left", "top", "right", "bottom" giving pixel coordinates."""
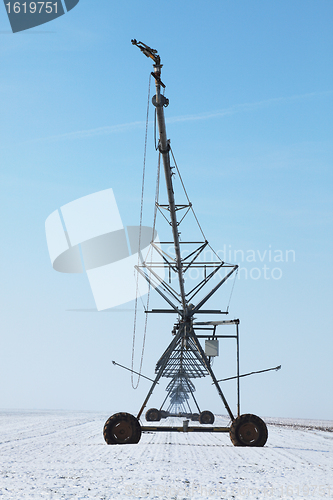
[{"left": 205, "top": 340, "right": 219, "bottom": 357}]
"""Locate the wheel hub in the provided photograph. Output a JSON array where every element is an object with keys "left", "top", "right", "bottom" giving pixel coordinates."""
[
  {"left": 112, "top": 421, "right": 133, "bottom": 443},
  {"left": 238, "top": 422, "right": 259, "bottom": 444}
]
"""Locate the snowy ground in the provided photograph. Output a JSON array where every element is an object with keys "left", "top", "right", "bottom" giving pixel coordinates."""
[{"left": 0, "top": 410, "right": 332, "bottom": 499}]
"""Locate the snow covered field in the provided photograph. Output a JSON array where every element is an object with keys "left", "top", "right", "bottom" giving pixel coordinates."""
[{"left": 0, "top": 410, "right": 332, "bottom": 499}]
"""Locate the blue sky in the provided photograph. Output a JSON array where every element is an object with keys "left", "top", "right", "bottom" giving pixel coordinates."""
[{"left": 1, "top": 0, "right": 332, "bottom": 420}]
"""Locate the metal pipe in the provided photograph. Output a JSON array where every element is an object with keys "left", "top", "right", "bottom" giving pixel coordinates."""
[
  {"left": 236, "top": 323, "right": 240, "bottom": 417},
  {"left": 187, "top": 379, "right": 201, "bottom": 413},
  {"left": 152, "top": 63, "right": 187, "bottom": 314},
  {"left": 111, "top": 360, "right": 158, "bottom": 384},
  {"left": 190, "top": 328, "right": 235, "bottom": 421},
  {"left": 217, "top": 365, "right": 282, "bottom": 383},
  {"left": 159, "top": 390, "right": 170, "bottom": 411},
  {"left": 136, "top": 324, "right": 185, "bottom": 420},
  {"left": 140, "top": 425, "right": 230, "bottom": 433}
]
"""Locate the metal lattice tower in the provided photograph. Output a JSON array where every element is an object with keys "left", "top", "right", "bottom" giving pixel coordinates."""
[{"left": 102, "top": 42, "right": 270, "bottom": 448}]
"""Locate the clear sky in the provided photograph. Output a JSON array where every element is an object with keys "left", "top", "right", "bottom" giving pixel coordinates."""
[{"left": 1, "top": 0, "right": 332, "bottom": 420}]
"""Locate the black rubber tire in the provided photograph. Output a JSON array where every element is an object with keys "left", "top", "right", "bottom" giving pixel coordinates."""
[
  {"left": 103, "top": 412, "right": 141, "bottom": 445},
  {"left": 191, "top": 413, "right": 200, "bottom": 421},
  {"left": 229, "top": 413, "right": 268, "bottom": 447},
  {"left": 145, "top": 408, "right": 161, "bottom": 422},
  {"left": 199, "top": 410, "right": 215, "bottom": 424}
]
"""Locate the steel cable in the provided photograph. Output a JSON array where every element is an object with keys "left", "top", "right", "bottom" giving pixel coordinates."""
[{"left": 131, "top": 74, "right": 151, "bottom": 389}]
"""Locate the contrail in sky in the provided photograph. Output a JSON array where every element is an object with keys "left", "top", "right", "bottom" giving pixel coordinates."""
[
  {"left": 167, "top": 90, "right": 332, "bottom": 124},
  {"left": 32, "top": 90, "right": 332, "bottom": 143}
]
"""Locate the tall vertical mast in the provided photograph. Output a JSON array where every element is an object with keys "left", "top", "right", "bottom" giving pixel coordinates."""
[
  {"left": 131, "top": 41, "right": 239, "bottom": 423},
  {"left": 153, "top": 63, "right": 187, "bottom": 313},
  {"left": 132, "top": 40, "right": 187, "bottom": 313}
]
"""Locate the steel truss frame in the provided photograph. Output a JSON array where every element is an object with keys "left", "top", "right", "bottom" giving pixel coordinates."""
[
  {"left": 130, "top": 40, "right": 239, "bottom": 424},
  {"left": 102, "top": 42, "right": 269, "bottom": 447}
]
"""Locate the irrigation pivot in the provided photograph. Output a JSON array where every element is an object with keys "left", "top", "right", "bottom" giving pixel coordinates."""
[{"left": 103, "top": 41, "right": 271, "bottom": 447}]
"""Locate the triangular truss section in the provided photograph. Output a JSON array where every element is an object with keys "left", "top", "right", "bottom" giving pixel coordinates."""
[
  {"left": 165, "top": 372, "right": 196, "bottom": 413},
  {"left": 156, "top": 334, "right": 209, "bottom": 378},
  {"left": 136, "top": 152, "right": 238, "bottom": 312}
]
